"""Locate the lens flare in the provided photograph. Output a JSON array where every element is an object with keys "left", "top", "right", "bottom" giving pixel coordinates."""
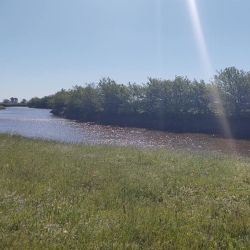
[
  {"left": 186, "top": 0, "right": 235, "bottom": 149},
  {"left": 156, "top": 0, "right": 163, "bottom": 75},
  {"left": 186, "top": 0, "right": 213, "bottom": 78}
]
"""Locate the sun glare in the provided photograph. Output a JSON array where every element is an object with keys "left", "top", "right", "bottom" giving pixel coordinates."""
[
  {"left": 186, "top": 0, "right": 213, "bottom": 77},
  {"left": 186, "top": 0, "right": 235, "bottom": 148}
]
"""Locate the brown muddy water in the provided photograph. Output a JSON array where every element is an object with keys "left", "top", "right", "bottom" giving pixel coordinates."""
[{"left": 0, "top": 107, "right": 250, "bottom": 156}]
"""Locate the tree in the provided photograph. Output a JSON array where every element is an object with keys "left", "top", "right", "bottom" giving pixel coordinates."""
[
  {"left": 64, "top": 85, "right": 101, "bottom": 120},
  {"left": 214, "top": 67, "right": 250, "bottom": 116},
  {"left": 50, "top": 89, "right": 71, "bottom": 115},
  {"left": 20, "top": 99, "right": 27, "bottom": 105},
  {"left": 98, "top": 78, "right": 130, "bottom": 115},
  {"left": 10, "top": 97, "right": 18, "bottom": 104},
  {"left": 142, "top": 77, "right": 212, "bottom": 117},
  {"left": 127, "top": 83, "right": 146, "bottom": 114},
  {"left": 188, "top": 80, "right": 212, "bottom": 115},
  {"left": 3, "top": 99, "right": 10, "bottom": 104},
  {"left": 28, "top": 96, "right": 52, "bottom": 109}
]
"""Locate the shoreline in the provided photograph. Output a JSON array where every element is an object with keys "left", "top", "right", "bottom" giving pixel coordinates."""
[
  {"left": 1, "top": 107, "right": 250, "bottom": 157},
  {"left": 51, "top": 110, "right": 250, "bottom": 140}
]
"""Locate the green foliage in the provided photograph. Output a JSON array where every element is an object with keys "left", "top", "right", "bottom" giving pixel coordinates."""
[
  {"left": 50, "top": 89, "right": 71, "bottom": 114},
  {"left": 127, "top": 83, "right": 146, "bottom": 114},
  {"left": 28, "top": 96, "right": 53, "bottom": 109},
  {"left": 98, "top": 78, "right": 131, "bottom": 115},
  {"left": 20, "top": 99, "right": 27, "bottom": 105},
  {"left": 215, "top": 67, "right": 250, "bottom": 116},
  {"left": 0, "top": 135, "right": 249, "bottom": 249},
  {"left": 64, "top": 85, "right": 101, "bottom": 119},
  {"left": 28, "top": 67, "right": 250, "bottom": 123},
  {"left": 143, "top": 77, "right": 211, "bottom": 115}
]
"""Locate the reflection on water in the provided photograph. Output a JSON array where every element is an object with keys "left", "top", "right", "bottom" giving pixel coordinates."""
[{"left": 0, "top": 107, "right": 250, "bottom": 156}]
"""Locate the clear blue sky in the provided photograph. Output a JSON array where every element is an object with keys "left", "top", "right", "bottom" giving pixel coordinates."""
[{"left": 1, "top": 0, "right": 250, "bottom": 100}]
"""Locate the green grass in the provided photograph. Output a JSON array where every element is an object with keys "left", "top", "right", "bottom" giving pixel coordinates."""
[{"left": 0, "top": 134, "right": 249, "bottom": 249}]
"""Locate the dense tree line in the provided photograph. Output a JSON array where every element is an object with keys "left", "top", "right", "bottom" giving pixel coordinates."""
[{"left": 28, "top": 67, "right": 250, "bottom": 138}]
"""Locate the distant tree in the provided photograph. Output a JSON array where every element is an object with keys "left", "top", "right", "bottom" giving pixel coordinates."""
[
  {"left": 127, "top": 83, "right": 146, "bottom": 114},
  {"left": 20, "top": 99, "right": 27, "bottom": 104},
  {"left": 10, "top": 97, "right": 18, "bottom": 104},
  {"left": 28, "top": 96, "right": 53, "bottom": 109},
  {"left": 214, "top": 67, "right": 250, "bottom": 116},
  {"left": 188, "top": 80, "right": 212, "bottom": 115},
  {"left": 50, "top": 89, "right": 71, "bottom": 115},
  {"left": 165, "top": 76, "right": 192, "bottom": 114},
  {"left": 143, "top": 78, "right": 167, "bottom": 115},
  {"left": 64, "top": 85, "right": 101, "bottom": 120},
  {"left": 28, "top": 97, "right": 42, "bottom": 108},
  {"left": 143, "top": 77, "right": 211, "bottom": 116},
  {"left": 3, "top": 99, "right": 10, "bottom": 104},
  {"left": 98, "top": 78, "right": 130, "bottom": 115}
]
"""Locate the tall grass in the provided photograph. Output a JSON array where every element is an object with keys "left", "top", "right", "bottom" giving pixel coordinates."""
[{"left": 0, "top": 134, "right": 249, "bottom": 249}]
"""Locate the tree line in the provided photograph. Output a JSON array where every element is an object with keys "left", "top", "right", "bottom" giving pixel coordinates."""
[
  {"left": 28, "top": 67, "right": 250, "bottom": 138},
  {"left": 1, "top": 98, "right": 27, "bottom": 107}
]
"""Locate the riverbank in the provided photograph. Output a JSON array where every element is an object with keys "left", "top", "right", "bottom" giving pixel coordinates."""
[
  {"left": 4, "top": 107, "right": 250, "bottom": 156},
  {"left": 1, "top": 103, "right": 27, "bottom": 107},
  {"left": 28, "top": 68, "right": 250, "bottom": 139},
  {"left": 0, "top": 105, "right": 5, "bottom": 110},
  {"left": 0, "top": 134, "right": 249, "bottom": 249},
  {"left": 52, "top": 111, "right": 250, "bottom": 139}
]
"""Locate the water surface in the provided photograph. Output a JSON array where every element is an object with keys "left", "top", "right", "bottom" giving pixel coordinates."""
[{"left": 0, "top": 107, "right": 250, "bottom": 156}]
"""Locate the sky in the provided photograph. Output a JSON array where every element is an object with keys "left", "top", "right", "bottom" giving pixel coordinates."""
[{"left": 1, "top": 0, "right": 250, "bottom": 101}]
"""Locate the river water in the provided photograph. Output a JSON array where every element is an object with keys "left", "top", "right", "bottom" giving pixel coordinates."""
[{"left": 0, "top": 107, "right": 250, "bottom": 156}]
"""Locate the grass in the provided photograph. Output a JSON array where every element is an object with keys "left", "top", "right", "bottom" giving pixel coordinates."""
[
  {"left": 0, "top": 105, "right": 5, "bottom": 110},
  {"left": 0, "top": 134, "right": 249, "bottom": 249}
]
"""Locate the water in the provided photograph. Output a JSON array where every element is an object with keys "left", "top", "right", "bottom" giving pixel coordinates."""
[{"left": 0, "top": 107, "right": 250, "bottom": 156}]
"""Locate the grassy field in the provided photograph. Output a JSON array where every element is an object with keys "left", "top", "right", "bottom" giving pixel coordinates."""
[{"left": 0, "top": 134, "right": 249, "bottom": 249}]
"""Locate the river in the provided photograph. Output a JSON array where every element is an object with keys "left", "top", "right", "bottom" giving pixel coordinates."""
[{"left": 0, "top": 107, "right": 250, "bottom": 156}]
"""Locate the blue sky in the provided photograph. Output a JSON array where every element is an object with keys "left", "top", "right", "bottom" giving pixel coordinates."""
[{"left": 1, "top": 0, "right": 250, "bottom": 100}]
